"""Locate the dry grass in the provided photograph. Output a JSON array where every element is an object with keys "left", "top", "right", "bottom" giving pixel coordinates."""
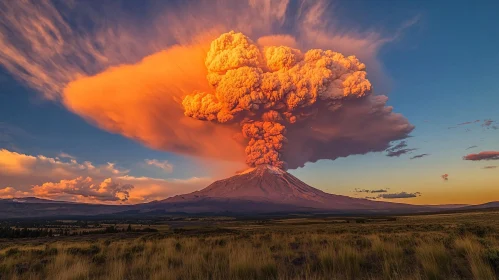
[{"left": 1, "top": 210, "right": 498, "bottom": 279}]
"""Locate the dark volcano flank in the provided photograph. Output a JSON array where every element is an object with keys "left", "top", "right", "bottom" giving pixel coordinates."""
[{"left": 154, "top": 165, "right": 425, "bottom": 212}]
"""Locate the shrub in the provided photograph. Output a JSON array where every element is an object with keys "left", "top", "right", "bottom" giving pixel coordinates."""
[
  {"left": 5, "top": 248, "right": 20, "bottom": 257},
  {"left": 456, "top": 224, "right": 493, "bottom": 238},
  {"left": 67, "top": 245, "right": 101, "bottom": 255},
  {"left": 215, "top": 238, "right": 227, "bottom": 247},
  {"left": 485, "top": 248, "right": 499, "bottom": 274},
  {"left": 174, "top": 242, "right": 182, "bottom": 252},
  {"left": 167, "top": 257, "right": 183, "bottom": 268},
  {"left": 92, "top": 253, "right": 106, "bottom": 265},
  {"left": 44, "top": 246, "right": 58, "bottom": 256},
  {"left": 260, "top": 263, "right": 278, "bottom": 279}
]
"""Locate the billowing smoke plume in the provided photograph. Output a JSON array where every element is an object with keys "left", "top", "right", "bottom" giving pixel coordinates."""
[
  {"left": 0, "top": 1, "right": 416, "bottom": 172},
  {"left": 182, "top": 32, "right": 412, "bottom": 169}
]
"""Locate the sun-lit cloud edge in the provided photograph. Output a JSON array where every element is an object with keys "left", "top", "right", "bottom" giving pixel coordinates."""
[{"left": 0, "top": 149, "right": 211, "bottom": 204}]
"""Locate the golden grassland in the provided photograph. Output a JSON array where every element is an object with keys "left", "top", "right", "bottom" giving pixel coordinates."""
[{"left": 1, "top": 210, "right": 499, "bottom": 280}]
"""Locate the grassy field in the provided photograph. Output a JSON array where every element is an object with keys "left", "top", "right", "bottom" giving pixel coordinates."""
[{"left": 1, "top": 210, "right": 499, "bottom": 279}]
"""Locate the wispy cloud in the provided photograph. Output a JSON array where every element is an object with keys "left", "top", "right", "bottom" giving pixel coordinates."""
[
  {"left": 410, "top": 153, "right": 429, "bottom": 160},
  {"left": 377, "top": 192, "right": 421, "bottom": 199},
  {"left": 58, "top": 152, "right": 75, "bottom": 160},
  {"left": 371, "top": 189, "right": 389, "bottom": 193},
  {"left": 386, "top": 141, "right": 419, "bottom": 157},
  {"left": 145, "top": 159, "right": 173, "bottom": 173},
  {"left": 463, "top": 151, "right": 499, "bottom": 161},
  {"left": 448, "top": 120, "right": 483, "bottom": 130},
  {"left": 387, "top": 141, "right": 407, "bottom": 151},
  {"left": 387, "top": 148, "right": 417, "bottom": 157},
  {"left": 482, "top": 119, "right": 494, "bottom": 127},
  {"left": 457, "top": 120, "right": 480, "bottom": 126},
  {"left": 481, "top": 119, "right": 498, "bottom": 130},
  {"left": 483, "top": 166, "right": 497, "bottom": 169},
  {"left": 365, "top": 191, "right": 422, "bottom": 199},
  {"left": 354, "top": 188, "right": 388, "bottom": 193}
]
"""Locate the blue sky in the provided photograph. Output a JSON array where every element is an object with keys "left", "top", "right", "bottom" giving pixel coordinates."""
[
  {"left": 0, "top": 0, "right": 498, "bottom": 204},
  {"left": 296, "top": 0, "right": 499, "bottom": 203}
]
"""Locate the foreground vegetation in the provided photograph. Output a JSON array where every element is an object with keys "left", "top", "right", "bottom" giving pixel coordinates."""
[{"left": 1, "top": 210, "right": 499, "bottom": 279}]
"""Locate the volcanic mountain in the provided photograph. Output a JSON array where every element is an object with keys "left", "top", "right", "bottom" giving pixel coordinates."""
[
  {"left": 2, "top": 165, "right": 498, "bottom": 218},
  {"left": 148, "top": 165, "right": 426, "bottom": 213}
]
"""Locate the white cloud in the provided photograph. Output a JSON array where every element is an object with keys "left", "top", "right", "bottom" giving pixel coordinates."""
[
  {"left": 58, "top": 152, "right": 75, "bottom": 159},
  {"left": 145, "top": 159, "right": 173, "bottom": 173}
]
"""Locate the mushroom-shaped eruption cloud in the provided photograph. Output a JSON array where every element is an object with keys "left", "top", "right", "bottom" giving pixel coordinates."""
[{"left": 182, "top": 32, "right": 414, "bottom": 169}]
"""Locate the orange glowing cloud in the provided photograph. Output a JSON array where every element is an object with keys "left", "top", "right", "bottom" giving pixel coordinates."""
[
  {"left": 25, "top": 175, "right": 212, "bottom": 204},
  {"left": 0, "top": 187, "right": 30, "bottom": 199},
  {"left": 463, "top": 151, "right": 499, "bottom": 161},
  {"left": 32, "top": 177, "right": 133, "bottom": 202},
  {"left": 116, "top": 175, "right": 212, "bottom": 204},
  {"left": 0, "top": 149, "right": 36, "bottom": 175},
  {"left": 144, "top": 159, "right": 173, "bottom": 173},
  {"left": 63, "top": 31, "right": 413, "bottom": 169},
  {"left": 1, "top": 0, "right": 417, "bottom": 171},
  {"left": 63, "top": 39, "right": 246, "bottom": 163},
  {"left": 0, "top": 149, "right": 126, "bottom": 184},
  {"left": 0, "top": 149, "right": 212, "bottom": 203}
]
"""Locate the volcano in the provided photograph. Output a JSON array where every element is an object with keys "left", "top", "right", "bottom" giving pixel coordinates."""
[
  {"left": 2, "top": 165, "right": 496, "bottom": 218},
  {"left": 148, "top": 165, "right": 426, "bottom": 213}
]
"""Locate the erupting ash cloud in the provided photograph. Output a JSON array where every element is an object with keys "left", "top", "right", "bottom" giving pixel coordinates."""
[
  {"left": 1, "top": 1, "right": 416, "bottom": 171},
  {"left": 182, "top": 32, "right": 413, "bottom": 169}
]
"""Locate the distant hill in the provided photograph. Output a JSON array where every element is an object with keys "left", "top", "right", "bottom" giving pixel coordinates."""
[
  {"left": 458, "top": 201, "right": 499, "bottom": 210},
  {"left": 0, "top": 197, "right": 73, "bottom": 204},
  {"left": 0, "top": 197, "right": 124, "bottom": 219}
]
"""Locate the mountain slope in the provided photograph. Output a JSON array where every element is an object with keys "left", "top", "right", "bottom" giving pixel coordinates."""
[
  {"left": 153, "top": 165, "right": 425, "bottom": 212},
  {"left": 3, "top": 165, "right": 496, "bottom": 218}
]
